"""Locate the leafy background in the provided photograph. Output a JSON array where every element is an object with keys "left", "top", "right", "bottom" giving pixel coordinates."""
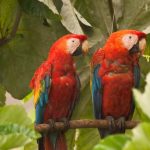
[{"left": 0, "top": 0, "right": 150, "bottom": 149}]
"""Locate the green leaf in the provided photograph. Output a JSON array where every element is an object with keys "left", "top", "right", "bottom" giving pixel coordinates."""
[
  {"left": 0, "top": 105, "right": 40, "bottom": 149},
  {"left": 38, "top": 0, "right": 59, "bottom": 14},
  {"left": 116, "top": 0, "right": 150, "bottom": 30},
  {"left": 0, "top": 105, "right": 31, "bottom": 125},
  {"left": 73, "top": 0, "right": 112, "bottom": 38},
  {"left": 74, "top": 8, "right": 92, "bottom": 27},
  {"left": 133, "top": 73, "right": 150, "bottom": 120},
  {"left": 0, "top": 14, "right": 68, "bottom": 99},
  {"left": 0, "top": 84, "right": 6, "bottom": 107},
  {"left": 0, "top": 124, "right": 38, "bottom": 138},
  {"left": 60, "top": 0, "right": 83, "bottom": 34},
  {"left": 24, "top": 140, "right": 38, "bottom": 150},
  {"left": 123, "top": 123, "right": 150, "bottom": 150},
  {"left": 1, "top": 1, "right": 150, "bottom": 149},
  {"left": 0, "top": 133, "right": 31, "bottom": 149},
  {"left": 18, "top": 0, "right": 60, "bottom": 21},
  {"left": 23, "top": 92, "right": 33, "bottom": 103},
  {"left": 0, "top": 0, "right": 19, "bottom": 38},
  {"left": 93, "top": 135, "right": 130, "bottom": 150},
  {"left": 143, "top": 33, "right": 150, "bottom": 61},
  {"left": 0, "top": 124, "right": 39, "bottom": 150}
]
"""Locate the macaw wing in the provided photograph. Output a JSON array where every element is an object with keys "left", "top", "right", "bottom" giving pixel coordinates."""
[
  {"left": 34, "top": 75, "right": 51, "bottom": 124},
  {"left": 133, "top": 64, "right": 140, "bottom": 88},
  {"left": 68, "top": 75, "right": 81, "bottom": 119},
  {"left": 92, "top": 64, "right": 102, "bottom": 119},
  {"left": 128, "top": 64, "right": 140, "bottom": 119}
]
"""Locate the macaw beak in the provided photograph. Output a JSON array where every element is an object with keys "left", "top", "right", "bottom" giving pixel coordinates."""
[
  {"left": 73, "top": 40, "right": 89, "bottom": 56},
  {"left": 129, "top": 38, "right": 146, "bottom": 55}
]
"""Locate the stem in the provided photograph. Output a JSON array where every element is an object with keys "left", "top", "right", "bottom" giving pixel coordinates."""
[
  {"left": 35, "top": 119, "right": 139, "bottom": 133},
  {"left": 108, "top": 0, "right": 118, "bottom": 32}
]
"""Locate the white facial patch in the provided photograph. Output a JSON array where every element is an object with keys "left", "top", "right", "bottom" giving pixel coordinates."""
[
  {"left": 67, "top": 38, "right": 80, "bottom": 54},
  {"left": 122, "top": 34, "right": 138, "bottom": 50}
]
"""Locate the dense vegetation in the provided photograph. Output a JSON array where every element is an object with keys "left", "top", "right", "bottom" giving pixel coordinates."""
[{"left": 0, "top": 0, "right": 150, "bottom": 149}]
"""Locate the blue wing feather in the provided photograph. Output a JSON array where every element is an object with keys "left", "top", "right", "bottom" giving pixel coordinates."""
[
  {"left": 128, "top": 64, "right": 140, "bottom": 119},
  {"left": 92, "top": 64, "right": 102, "bottom": 119},
  {"left": 35, "top": 75, "right": 51, "bottom": 124},
  {"left": 134, "top": 64, "right": 140, "bottom": 88},
  {"left": 68, "top": 75, "right": 81, "bottom": 119}
]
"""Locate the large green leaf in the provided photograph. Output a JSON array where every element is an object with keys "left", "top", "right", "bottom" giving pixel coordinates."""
[
  {"left": 73, "top": 0, "right": 112, "bottom": 41},
  {"left": 0, "top": 14, "right": 68, "bottom": 99},
  {"left": 93, "top": 135, "right": 130, "bottom": 150},
  {"left": 73, "top": 0, "right": 150, "bottom": 45},
  {"left": 0, "top": 124, "right": 39, "bottom": 149},
  {"left": 92, "top": 123, "right": 150, "bottom": 150},
  {"left": 0, "top": 105, "right": 31, "bottom": 125},
  {"left": 18, "top": 0, "right": 60, "bottom": 20},
  {"left": 133, "top": 72, "right": 150, "bottom": 120},
  {"left": 0, "top": 0, "right": 150, "bottom": 149},
  {"left": 123, "top": 123, "right": 150, "bottom": 150},
  {"left": 116, "top": 0, "right": 150, "bottom": 30},
  {"left": 37, "top": 0, "right": 59, "bottom": 14},
  {"left": 0, "top": 84, "right": 6, "bottom": 106},
  {"left": 60, "top": 0, "right": 83, "bottom": 34},
  {"left": 143, "top": 33, "right": 150, "bottom": 61},
  {"left": 0, "top": 105, "right": 40, "bottom": 149},
  {"left": 0, "top": 0, "right": 19, "bottom": 38}
]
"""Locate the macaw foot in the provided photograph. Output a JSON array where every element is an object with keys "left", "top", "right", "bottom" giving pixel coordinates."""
[
  {"left": 48, "top": 119, "right": 56, "bottom": 132},
  {"left": 59, "top": 118, "right": 70, "bottom": 131},
  {"left": 106, "top": 116, "right": 116, "bottom": 132},
  {"left": 116, "top": 117, "right": 125, "bottom": 132}
]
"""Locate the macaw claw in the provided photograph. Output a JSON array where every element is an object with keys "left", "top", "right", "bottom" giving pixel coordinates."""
[
  {"left": 59, "top": 118, "right": 70, "bottom": 131},
  {"left": 116, "top": 117, "right": 125, "bottom": 132},
  {"left": 106, "top": 116, "right": 116, "bottom": 132},
  {"left": 48, "top": 119, "right": 56, "bottom": 132}
]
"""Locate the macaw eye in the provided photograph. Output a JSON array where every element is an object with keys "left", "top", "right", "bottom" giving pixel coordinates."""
[{"left": 129, "top": 36, "right": 132, "bottom": 39}]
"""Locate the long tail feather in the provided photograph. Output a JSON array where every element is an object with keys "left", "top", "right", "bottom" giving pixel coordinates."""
[
  {"left": 43, "top": 132, "right": 67, "bottom": 150},
  {"left": 99, "top": 128, "right": 125, "bottom": 139}
]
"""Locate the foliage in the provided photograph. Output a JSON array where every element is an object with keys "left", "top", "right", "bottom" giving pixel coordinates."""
[
  {"left": 144, "top": 33, "right": 150, "bottom": 61},
  {"left": 93, "top": 73, "right": 150, "bottom": 150},
  {"left": 0, "top": 84, "right": 6, "bottom": 106},
  {"left": 0, "top": 0, "right": 150, "bottom": 150},
  {"left": 93, "top": 135, "right": 130, "bottom": 150},
  {"left": 0, "top": 105, "right": 40, "bottom": 149}
]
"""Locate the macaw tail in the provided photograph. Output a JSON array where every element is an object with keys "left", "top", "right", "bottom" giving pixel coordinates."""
[
  {"left": 40, "top": 132, "right": 67, "bottom": 150},
  {"left": 99, "top": 128, "right": 125, "bottom": 139}
]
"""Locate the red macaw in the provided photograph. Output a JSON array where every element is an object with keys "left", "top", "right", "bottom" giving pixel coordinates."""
[
  {"left": 91, "top": 30, "right": 146, "bottom": 138},
  {"left": 30, "top": 34, "right": 88, "bottom": 150}
]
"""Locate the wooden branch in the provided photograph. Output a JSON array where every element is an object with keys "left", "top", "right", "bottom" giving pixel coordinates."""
[{"left": 35, "top": 119, "right": 140, "bottom": 133}]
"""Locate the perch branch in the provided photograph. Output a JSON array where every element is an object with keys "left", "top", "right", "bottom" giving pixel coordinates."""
[{"left": 35, "top": 119, "right": 140, "bottom": 133}]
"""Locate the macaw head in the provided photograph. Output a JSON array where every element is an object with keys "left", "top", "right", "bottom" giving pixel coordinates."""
[
  {"left": 49, "top": 34, "right": 89, "bottom": 56},
  {"left": 104, "top": 30, "right": 146, "bottom": 59}
]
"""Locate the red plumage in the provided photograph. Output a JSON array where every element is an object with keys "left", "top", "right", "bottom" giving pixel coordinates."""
[
  {"left": 91, "top": 30, "right": 146, "bottom": 137},
  {"left": 30, "top": 34, "right": 88, "bottom": 149}
]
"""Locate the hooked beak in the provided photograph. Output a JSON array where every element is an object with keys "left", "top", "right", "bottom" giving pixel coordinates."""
[
  {"left": 73, "top": 40, "right": 89, "bottom": 56},
  {"left": 129, "top": 38, "right": 146, "bottom": 55}
]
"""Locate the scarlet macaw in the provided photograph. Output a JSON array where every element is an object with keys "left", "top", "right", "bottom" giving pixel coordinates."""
[
  {"left": 30, "top": 34, "right": 89, "bottom": 150},
  {"left": 91, "top": 30, "right": 146, "bottom": 138}
]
